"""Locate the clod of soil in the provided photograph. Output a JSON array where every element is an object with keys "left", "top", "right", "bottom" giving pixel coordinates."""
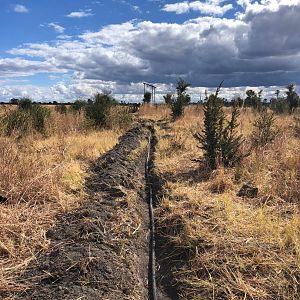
[
  {"left": 237, "top": 183, "right": 258, "bottom": 198},
  {"left": 0, "top": 195, "right": 8, "bottom": 204}
]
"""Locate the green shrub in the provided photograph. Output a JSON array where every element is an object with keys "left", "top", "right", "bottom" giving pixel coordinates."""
[
  {"left": 71, "top": 100, "right": 86, "bottom": 113},
  {"left": 163, "top": 93, "right": 174, "bottom": 105},
  {"left": 270, "top": 97, "right": 289, "bottom": 114},
  {"left": 143, "top": 92, "right": 152, "bottom": 104},
  {"left": 1, "top": 99, "right": 50, "bottom": 136},
  {"left": 194, "top": 84, "right": 243, "bottom": 169},
  {"left": 55, "top": 104, "right": 68, "bottom": 114},
  {"left": 285, "top": 84, "right": 299, "bottom": 114},
  {"left": 85, "top": 93, "right": 118, "bottom": 128},
  {"left": 18, "top": 98, "right": 33, "bottom": 110},
  {"left": 170, "top": 94, "right": 186, "bottom": 119},
  {"left": 168, "top": 78, "right": 191, "bottom": 119},
  {"left": 251, "top": 109, "right": 278, "bottom": 147},
  {"left": 244, "top": 89, "right": 262, "bottom": 111}
]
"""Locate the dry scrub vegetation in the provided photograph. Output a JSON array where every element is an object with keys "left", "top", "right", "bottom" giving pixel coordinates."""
[
  {"left": 0, "top": 106, "right": 121, "bottom": 294},
  {"left": 141, "top": 105, "right": 300, "bottom": 299}
]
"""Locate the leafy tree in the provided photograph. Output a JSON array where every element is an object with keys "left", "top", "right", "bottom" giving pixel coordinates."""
[
  {"left": 194, "top": 83, "right": 243, "bottom": 169},
  {"left": 10, "top": 98, "right": 19, "bottom": 104},
  {"left": 285, "top": 84, "right": 299, "bottom": 113},
  {"left": 232, "top": 96, "right": 243, "bottom": 107},
  {"left": 143, "top": 92, "right": 152, "bottom": 104}
]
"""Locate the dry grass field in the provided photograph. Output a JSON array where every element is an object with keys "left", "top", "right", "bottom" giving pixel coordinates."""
[
  {"left": 0, "top": 108, "right": 121, "bottom": 294},
  {"left": 140, "top": 104, "right": 300, "bottom": 299},
  {"left": 0, "top": 101, "right": 299, "bottom": 299}
]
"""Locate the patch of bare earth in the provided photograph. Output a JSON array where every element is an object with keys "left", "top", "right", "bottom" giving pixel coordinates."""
[{"left": 2, "top": 125, "right": 152, "bottom": 300}]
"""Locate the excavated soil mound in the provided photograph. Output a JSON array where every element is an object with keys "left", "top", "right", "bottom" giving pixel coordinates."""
[{"left": 5, "top": 125, "right": 151, "bottom": 300}]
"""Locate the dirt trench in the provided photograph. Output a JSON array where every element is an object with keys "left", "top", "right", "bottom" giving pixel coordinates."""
[{"left": 0, "top": 124, "right": 152, "bottom": 300}]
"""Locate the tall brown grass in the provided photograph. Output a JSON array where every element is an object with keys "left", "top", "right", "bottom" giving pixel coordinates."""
[
  {"left": 138, "top": 103, "right": 171, "bottom": 121},
  {"left": 0, "top": 109, "right": 120, "bottom": 294}
]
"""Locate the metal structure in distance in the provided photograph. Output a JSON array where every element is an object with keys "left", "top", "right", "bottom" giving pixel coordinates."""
[{"left": 143, "top": 82, "right": 157, "bottom": 104}]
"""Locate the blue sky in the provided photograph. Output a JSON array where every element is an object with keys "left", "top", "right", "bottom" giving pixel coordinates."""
[{"left": 0, "top": 0, "right": 299, "bottom": 102}]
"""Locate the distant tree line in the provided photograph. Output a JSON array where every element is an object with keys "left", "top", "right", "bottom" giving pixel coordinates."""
[
  {"left": 0, "top": 92, "right": 135, "bottom": 136},
  {"left": 162, "top": 83, "right": 300, "bottom": 115}
]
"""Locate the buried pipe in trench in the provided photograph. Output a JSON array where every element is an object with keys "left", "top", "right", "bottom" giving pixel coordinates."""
[{"left": 145, "top": 130, "right": 157, "bottom": 300}]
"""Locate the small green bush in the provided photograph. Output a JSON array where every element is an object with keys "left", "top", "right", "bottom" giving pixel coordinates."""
[
  {"left": 55, "top": 104, "right": 68, "bottom": 114},
  {"left": 170, "top": 94, "right": 186, "bottom": 119},
  {"left": 71, "top": 100, "right": 86, "bottom": 113},
  {"left": 85, "top": 93, "right": 118, "bottom": 128},
  {"left": 194, "top": 84, "right": 244, "bottom": 169},
  {"left": 163, "top": 93, "right": 174, "bottom": 105},
  {"left": 1, "top": 99, "right": 50, "bottom": 136},
  {"left": 270, "top": 97, "right": 289, "bottom": 114},
  {"left": 251, "top": 109, "right": 278, "bottom": 147},
  {"left": 168, "top": 78, "right": 191, "bottom": 119},
  {"left": 18, "top": 98, "right": 33, "bottom": 110},
  {"left": 285, "top": 84, "right": 299, "bottom": 114},
  {"left": 143, "top": 92, "right": 152, "bottom": 104},
  {"left": 244, "top": 89, "right": 262, "bottom": 111}
]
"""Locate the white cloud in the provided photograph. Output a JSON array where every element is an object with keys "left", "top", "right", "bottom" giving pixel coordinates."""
[
  {"left": 13, "top": 4, "right": 29, "bottom": 13},
  {"left": 0, "top": 80, "right": 289, "bottom": 103},
  {"left": 66, "top": 9, "right": 94, "bottom": 18},
  {"left": 0, "top": 58, "right": 65, "bottom": 77},
  {"left": 57, "top": 35, "right": 72, "bottom": 40},
  {"left": 162, "top": 0, "right": 233, "bottom": 16},
  {"left": 6, "top": 12, "right": 300, "bottom": 87},
  {"left": 47, "top": 23, "right": 65, "bottom": 34},
  {"left": 132, "top": 5, "right": 142, "bottom": 13},
  {"left": 2, "top": 0, "right": 300, "bottom": 101},
  {"left": 236, "top": 0, "right": 300, "bottom": 18}
]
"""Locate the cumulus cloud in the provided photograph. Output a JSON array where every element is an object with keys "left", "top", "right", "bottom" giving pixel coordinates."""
[
  {"left": 0, "top": 58, "right": 65, "bottom": 77},
  {"left": 13, "top": 4, "right": 29, "bottom": 13},
  {"left": 47, "top": 23, "right": 65, "bottom": 34},
  {"left": 2, "top": 0, "right": 300, "bottom": 101},
  {"left": 0, "top": 79, "right": 288, "bottom": 103},
  {"left": 66, "top": 9, "right": 94, "bottom": 18},
  {"left": 237, "top": 0, "right": 300, "bottom": 16},
  {"left": 162, "top": 0, "right": 233, "bottom": 16}
]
